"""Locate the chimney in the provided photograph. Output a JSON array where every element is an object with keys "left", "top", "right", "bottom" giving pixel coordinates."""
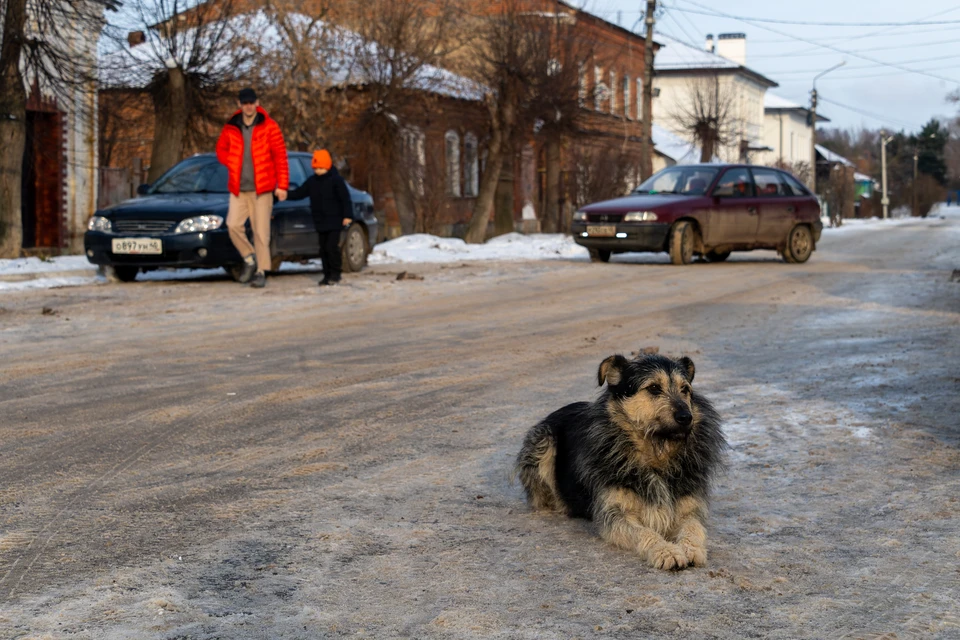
[
  {"left": 716, "top": 33, "right": 746, "bottom": 65},
  {"left": 705, "top": 33, "right": 714, "bottom": 53}
]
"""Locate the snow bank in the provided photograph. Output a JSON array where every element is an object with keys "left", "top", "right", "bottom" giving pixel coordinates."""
[
  {"left": 0, "top": 276, "right": 102, "bottom": 292},
  {"left": 369, "top": 233, "right": 589, "bottom": 264},
  {"left": 0, "top": 255, "right": 94, "bottom": 276}
]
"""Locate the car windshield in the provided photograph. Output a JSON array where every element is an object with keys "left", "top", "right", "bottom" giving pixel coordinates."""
[
  {"left": 634, "top": 167, "right": 720, "bottom": 196},
  {"left": 151, "top": 157, "right": 229, "bottom": 194}
]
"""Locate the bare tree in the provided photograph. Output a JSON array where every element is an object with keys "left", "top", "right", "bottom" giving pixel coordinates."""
[
  {"left": 255, "top": 0, "right": 340, "bottom": 151},
  {"left": 0, "top": 0, "right": 117, "bottom": 256},
  {"left": 526, "top": 13, "right": 594, "bottom": 234},
  {"left": 102, "top": 0, "right": 257, "bottom": 183},
  {"left": 571, "top": 141, "right": 639, "bottom": 210},
  {"left": 669, "top": 75, "right": 735, "bottom": 163},
  {"left": 347, "top": 0, "right": 468, "bottom": 235},
  {"left": 462, "top": 0, "right": 564, "bottom": 244}
]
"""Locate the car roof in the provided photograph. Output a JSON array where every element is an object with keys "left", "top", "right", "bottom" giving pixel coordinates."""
[
  {"left": 668, "top": 163, "right": 790, "bottom": 170},
  {"left": 190, "top": 151, "right": 312, "bottom": 159}
]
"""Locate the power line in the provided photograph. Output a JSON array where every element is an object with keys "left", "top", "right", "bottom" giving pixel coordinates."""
[
  {"left": 817, "top": 96, "right": 917, "bottom": 129},
  {"left": 668, "top": 7, "right": 960, "bottom": 27},
  {"left": 757, "top": 5, "right": 960, "bottom": 57},
  {"left": 759, "top": 37, "right": 960, "bottom": 58},
  {"left": 762, "top": 53, "right": 960, "bottom": 74},
  {"left": 674, "top": 0, "right": 960, "bottom": 86},
  {"left": 748, "top": 22, "right": 960, "bottom": 44}
]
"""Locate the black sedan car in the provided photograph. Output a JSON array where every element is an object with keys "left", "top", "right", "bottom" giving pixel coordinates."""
[{"left": 85, "top": 152, "right": 378, "bottom": 282}]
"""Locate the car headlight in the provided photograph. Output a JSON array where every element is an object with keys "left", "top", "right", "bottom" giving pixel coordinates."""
[
  {"left": 87, "top": 216, "right": 112, "bottom": 232},
  {"left": 573, "top": 210, "right": 587, "bottom": 222},
  {"left": 623, "top": 211, "right": 658, "bottom": 222},
  {"left": 174, "top": 215, "right": 224, "bottom": 234}
]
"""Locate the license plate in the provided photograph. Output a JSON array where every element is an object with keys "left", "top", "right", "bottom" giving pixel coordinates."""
[
  {"left": 586, "top": 225, "right": 616, "bottom": 237},
  {"left": 111, "top": 238, "right": 162, "bottom": 255}
]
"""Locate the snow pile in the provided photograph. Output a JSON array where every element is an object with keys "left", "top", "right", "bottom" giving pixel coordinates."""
[
  {"left": 0, "top": 276, "right": 102, "bottom": 292},
  {"left": 369, "top": 233, "right": 590, "bottom": 264},
  {"left": 0, "top": 255, "right": 94, "bottom": 276}
]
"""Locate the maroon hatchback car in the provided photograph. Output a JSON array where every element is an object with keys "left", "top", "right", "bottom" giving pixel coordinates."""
[{"left": 572, "top": 164, "right": 823, "bottom": 265}]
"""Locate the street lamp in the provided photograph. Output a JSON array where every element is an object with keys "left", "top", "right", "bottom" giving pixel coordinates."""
[
  {"left": 880, "top": 129, "right": 892, "bottom": 220},
  {"left": 810, "top": 61, "right": 846, "bottom": 191}
]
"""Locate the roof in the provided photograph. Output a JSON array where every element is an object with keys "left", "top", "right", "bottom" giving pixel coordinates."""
[
  {"left": 815, "top": 144, "right": 855, "bottom": 167},
  {"left": 653, "top": 33, "right": 777, "bottom": 88},
  {"left": 100, "top": 11, "right": 483, "bottom": 101},
  {"left": 764, "top": 93, "right": 830, "bottom": 123},
  {"left": 652, "top": 125, "right": 720, "bottom": 164}
]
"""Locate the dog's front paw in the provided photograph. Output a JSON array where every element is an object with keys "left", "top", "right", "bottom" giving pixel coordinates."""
[
  {"left": 680, "top": 542, "right": 707, "bottom": 567},
  {"left": 647, "top": 542, "right": 689, "bottom": 570}
]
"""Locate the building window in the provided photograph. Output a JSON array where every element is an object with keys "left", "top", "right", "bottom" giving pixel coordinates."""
[
  {"left": 445, "top": 130, "right": 461, "bottom": 197},
  {"left": 578, "top": 63, "right": 586, "bottom": 107},
  {"left": 609, "top": 70, "right": 617, "bottom": 114},
  {"left": 402, "top": 126, "right": 425, "bottom": 196},
  {"left": 636, "top": 78, "right": 643, "bottom": 121},
  {"left": 623, "top": 75, "right": 631, "bottom": 119},
  {"left": 594, "top": 65, "right": 603, "bottom": 110},
  {"left": 464, "top": 133, "right": 479, "bottom": 197}
]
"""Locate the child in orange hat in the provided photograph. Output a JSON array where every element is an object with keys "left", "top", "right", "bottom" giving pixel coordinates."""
[{"left": 287, "top": 149, "right": 355, "bottom": 285}]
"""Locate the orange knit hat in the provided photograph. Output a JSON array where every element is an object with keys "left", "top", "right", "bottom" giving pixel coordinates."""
[{"left": 312, "top": 149, "right": 332, "bottom": 170}]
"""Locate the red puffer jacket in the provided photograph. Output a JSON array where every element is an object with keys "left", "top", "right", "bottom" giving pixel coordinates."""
[{"left": 215, "top": 107, "right": 289, "bottom": 196}]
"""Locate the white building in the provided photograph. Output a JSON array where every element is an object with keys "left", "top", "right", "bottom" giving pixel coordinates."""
[
  {"left": 757, "top": 93, "right": 829, "bottom": 180},
  {"left": 652, "top": 33, "right": 777, "bottom": 164}
]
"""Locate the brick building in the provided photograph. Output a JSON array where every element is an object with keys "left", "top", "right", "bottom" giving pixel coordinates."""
[
  {"left": 19, "top": 17, "right": 103, "bottom": 254},
  {"left": 100, "top": 0, "right": 659, "bottom": 239}
]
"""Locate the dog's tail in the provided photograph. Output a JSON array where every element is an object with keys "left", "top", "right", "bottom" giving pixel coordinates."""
[{"left": 516, "top": 421, "right": 560, "bottom": 512}]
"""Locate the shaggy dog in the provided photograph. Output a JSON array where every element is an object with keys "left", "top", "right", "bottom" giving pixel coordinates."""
[{"left": 516, "top": 353, "right": 726, "bottom": 570}]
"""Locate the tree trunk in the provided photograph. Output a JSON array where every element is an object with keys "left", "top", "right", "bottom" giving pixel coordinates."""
[
  {"left": 494, "top": 148, "right": 514, "bottom": 236},
  {"left": 465, "top": 92, "right": 516, "bottom": 244},
  {"left": 542, "top": 138, "right": 561, "bottom": 233},
  {"left": 147, "top": 67, "right": 189, "bottom": 183},
  {"left": 700, "top": 131, "right": 715, "bottom": 163},
  {"left": 0, "top": 0, "right": 28, "bottom": 257}
]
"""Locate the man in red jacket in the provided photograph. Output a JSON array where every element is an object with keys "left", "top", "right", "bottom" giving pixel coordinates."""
[{"left": 215, "top": 87, "right": 289, "bottom": 288}]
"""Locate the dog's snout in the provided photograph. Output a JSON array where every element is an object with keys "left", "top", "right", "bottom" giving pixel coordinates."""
[{"left": 674, "top": 409, "right": 693, "bottom": 427}]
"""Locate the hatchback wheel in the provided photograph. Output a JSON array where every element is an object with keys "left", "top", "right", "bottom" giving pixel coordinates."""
[
  {"left": 589, "top": 248, "right": 611, "bottom": 263},
  {"left": 341, "top": 224, "right": 368, "bottom": 273},
  {"left": 783, "top": 225, "right": 813, "bottom": 264},
  {"left": 669, "top": 221, "right": 695, "bottom": 265},
  {"left": 113, "top": 266, "right": 139, "bottom": 282},
  {"left": 705, "top": 250, "right": 731, "bottom": 263}
]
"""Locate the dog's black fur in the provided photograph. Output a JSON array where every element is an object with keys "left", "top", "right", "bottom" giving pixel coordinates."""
[{"left": 516, "top": 353, "right": 726, "bottom": 570}]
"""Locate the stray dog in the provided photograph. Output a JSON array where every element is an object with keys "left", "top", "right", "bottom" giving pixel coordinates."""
[{"left": 516, "top": 353, "right": 726, "bottom": 570}]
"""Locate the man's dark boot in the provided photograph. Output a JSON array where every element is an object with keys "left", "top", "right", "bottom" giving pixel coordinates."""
[
  {"left": 251, "top": 271, "right": 266, "bottom": 288},
  {"left": 239, "top": 254, "right": 256, "bottom": 284}
]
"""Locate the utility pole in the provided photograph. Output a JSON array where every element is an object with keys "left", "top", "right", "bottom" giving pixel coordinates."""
[
  {"left": 880, "top": 130, "right": 891, "bottom": 220},
  {"left": 913, "top": 150, "right": 919, "bottom": 216},
  {"left": 810, "top": 61, "right": 845, "bottom": 193},
  {"left": 640, "top": 0, "right": 656, "bottom": 180}
]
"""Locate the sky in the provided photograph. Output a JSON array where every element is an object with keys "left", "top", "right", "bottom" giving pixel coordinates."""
[{"left": 576, "top": 0, "right": 960, "bottom": 134}]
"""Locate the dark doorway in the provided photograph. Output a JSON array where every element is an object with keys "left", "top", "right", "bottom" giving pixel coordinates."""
[{"left": 21, "top": 110, "right": 64, "bottom": 249}]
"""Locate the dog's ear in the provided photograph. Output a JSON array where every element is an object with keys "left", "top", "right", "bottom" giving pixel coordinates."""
[
  {"left": 598, "top": 355, "right": 628, "bottom": 387},
  {"left": 677, "top": 356, "right": 696, "bottom": 382}
]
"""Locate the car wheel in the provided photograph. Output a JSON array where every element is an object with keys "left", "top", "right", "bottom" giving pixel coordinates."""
[
  {"left": 341, "top": 224, "right": 368, "bottom": 273},
  {"left": 783, "top": 225, "right": 814, "bottom": 264},
  {"left": 669, "top": 221, "right": 695, "bottom": 265},
  {"left": 113, "top": 266, "right": 139, "bottom": 282},
  {"left": 589, "top": 248, "right": 611, "bottom": 263},
  {"left": 705, "top": 250, "right": 730, "bottom": 263}
]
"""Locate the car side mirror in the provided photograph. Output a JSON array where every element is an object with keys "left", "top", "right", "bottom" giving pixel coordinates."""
[{"left": 136, "top": 183, "right": 150, "bottom": 196}]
